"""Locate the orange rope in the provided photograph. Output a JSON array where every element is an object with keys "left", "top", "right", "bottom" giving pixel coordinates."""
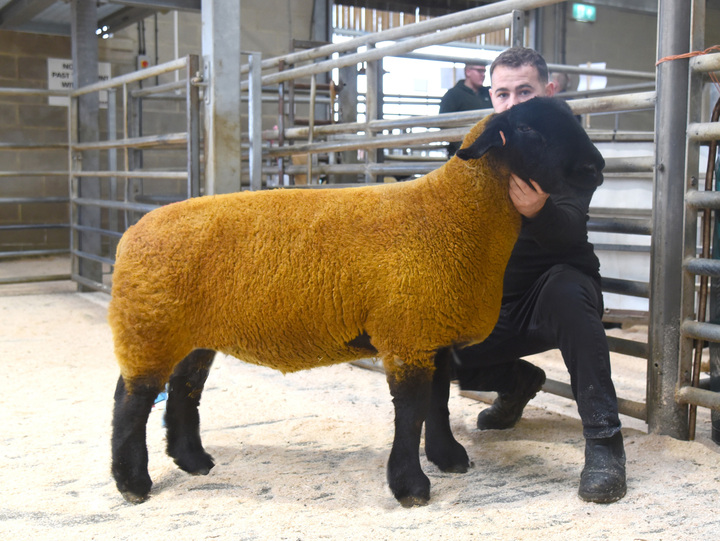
[
  {"left": 656, "top": 46, "right": 720, "bottom": 92},
  {"left": 656, "top": 45, "right": 720, "bottom": 66}
]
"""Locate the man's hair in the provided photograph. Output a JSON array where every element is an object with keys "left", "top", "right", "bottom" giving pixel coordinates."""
[{"left": 489, "top": 47, "right": 549, "bottom": 84}]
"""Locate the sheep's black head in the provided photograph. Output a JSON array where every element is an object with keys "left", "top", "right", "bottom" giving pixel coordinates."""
[{"left": 455, "top": 97, "right": 604, "bottom": 195}]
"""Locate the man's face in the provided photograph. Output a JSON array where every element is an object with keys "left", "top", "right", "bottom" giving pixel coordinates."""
[
  {"left": 464, "top": 65, "right": 486, "bottom": 90},
  {"left": 489, "top": 64, "right": 555, "bottom": 112}
]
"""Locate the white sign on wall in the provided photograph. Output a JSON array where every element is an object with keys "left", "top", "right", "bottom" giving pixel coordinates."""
[{"left": 47, "top": 58, "right": 112, "bottom": 108}]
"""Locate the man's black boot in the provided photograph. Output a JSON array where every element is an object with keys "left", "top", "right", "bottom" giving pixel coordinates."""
[
  {"left": 476, "top": 359, "right": 546, "bottom": 430},
  {"left": 578, "top": 431, "right": 627, "bottom": 503}
]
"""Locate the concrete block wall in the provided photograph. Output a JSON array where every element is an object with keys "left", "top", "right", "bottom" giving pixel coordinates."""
[
  {"left": 0, "top": 3, "right": 319, "bottom": 255},
  {"left": 0, "top": 31, "right": 72, "bottom": 254}
]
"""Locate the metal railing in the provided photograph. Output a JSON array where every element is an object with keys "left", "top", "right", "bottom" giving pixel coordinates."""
[
  {"left": 68, "top": 55, "right": 202, "bottom": 293},
  {"left": 676, "top": 33, "right": 720, "bottom": 439},
  {"left": 0, "top": 87, "right": 71, "bottom": 285}
]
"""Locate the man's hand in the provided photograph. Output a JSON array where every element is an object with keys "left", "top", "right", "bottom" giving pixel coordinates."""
[{"left": 509, "top": 173, "right": 549, "bottom": 218}]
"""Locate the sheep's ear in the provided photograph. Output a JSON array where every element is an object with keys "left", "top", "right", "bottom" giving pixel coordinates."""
[{"left": 455, "top": 129, "right": 506, "bottom": 161}]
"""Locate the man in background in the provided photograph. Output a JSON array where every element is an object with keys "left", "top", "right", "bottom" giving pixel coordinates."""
[{"left": 439, "top": 61, "right": 492, "bottom": 157}]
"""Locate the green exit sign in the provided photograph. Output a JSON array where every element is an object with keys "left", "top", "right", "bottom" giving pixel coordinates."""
[{"left": 572, "top": 3, "right": 597, "bottom": 23}]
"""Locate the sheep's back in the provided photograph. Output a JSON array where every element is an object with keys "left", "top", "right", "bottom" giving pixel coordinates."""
[{"left": 109, "top": 167, "right": 520, "bottom": 378}]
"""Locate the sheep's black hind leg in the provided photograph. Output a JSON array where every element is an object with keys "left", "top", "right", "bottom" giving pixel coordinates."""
[
  {"left": 165, "top": 348, "right": 216, "bottom": 475},
  {"left": 112, "top": 376, "right": 160, "bottom": 503},
  {"left": 424, "top": 349, "right": 471, "bottom": 473},
  {"left": 385, "top": 363, "right": 433, "bottom": 507}
]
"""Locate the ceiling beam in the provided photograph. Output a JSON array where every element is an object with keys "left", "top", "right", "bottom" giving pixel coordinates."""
[
  {"left": 99, "top": 6, "right": 158, "bottom": 33},
  {"left": 102, "top": 0, "right": 201, "bottom": 13},
  {"left": 0, "top": 0, "right": 58, "bottom": 29}
]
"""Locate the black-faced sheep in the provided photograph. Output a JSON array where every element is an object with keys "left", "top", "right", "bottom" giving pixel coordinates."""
[{"left": 109, "top": 97, "right": 605, "bottom": 507}]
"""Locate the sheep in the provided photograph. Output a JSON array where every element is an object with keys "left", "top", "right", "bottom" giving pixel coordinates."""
[{"left": 109, "top": 96, "right": 605, "bottom": 507}]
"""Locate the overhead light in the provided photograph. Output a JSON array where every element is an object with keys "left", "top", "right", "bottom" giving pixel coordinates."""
[{"left": 96, "top": 25, "right": 112, "bottom": 39}]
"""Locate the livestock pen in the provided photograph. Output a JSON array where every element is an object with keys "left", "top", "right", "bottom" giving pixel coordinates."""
[
  {"left": 1, "top": 0, "right": 720, "bottom": 535},
  {"left": 1, "top": 0, "right": 719, "bottom": 444}
]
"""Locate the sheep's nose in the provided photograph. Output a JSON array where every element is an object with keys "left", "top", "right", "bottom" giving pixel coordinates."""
[{"left": 596, "top": 170, "right": 604, "bottom": 187}]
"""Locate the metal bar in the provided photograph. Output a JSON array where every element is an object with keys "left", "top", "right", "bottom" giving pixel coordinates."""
[
  {"left": 685, "top": 257, "right": 720, "bottom": 278},
  {"left": 687, "top": 190, "right": 720, "bottom": 209},
  {"left": 0, "top": 143, "right": 68, "bottom": 150},
  {"left": 268, "top": 92, "right": 655, "bottom": 140},
  {"left": 601, "top": 277, "right": 650, "bottom": 298},
  {"left": 681, "top": 320, "right": 720, "bottom": 343},
  {"left": 308, "top": 73, "right": 316, "bottom": 184},
  {"left": 603, "top": 156, "right": 654, "bottom": 173},
  {"left": 546, "top": 63, "right": 656, "bottom": 80},
  {"left": 0, "top": 223, "right": 68, "bottom": 230},
  {"left": 690, "top": 52, "right": 720, "bottom": 73},
  {"left": 0, "top": 171, "right": 69, "bottom": 177},
  {"left": 72, "top": 197, "right": 157, "bottom": 213},
  {"left": 71, "top": 57, "right": 188, "bottom": 97},
  {"left": 0, "top": 87, "right": 69, "bottom": 97},
  {"left": 248, "top": 51, "right": 263, "bottom": 191},
  {"left": 72, "top": 248, "right": 115, "bottom": 266},
  {"left": 186, "top": 54, "right": 201, "bottom": 197},
  {"left": 72, "top": 226, "right": 123, "bottom": 239},
  {"left": 72, "top": 170, "right": 187, "bottom": 179},
  {"left": 569, "top": 92, "right": 656, "bottom": 115},
  {"left": 71, "top": 272, "right": 111, "bottom": 294},
  {"left": 647, "top": 0, "right": 692, "bottom": 438},
  {"left": 594, "top": 243, "right": 650, "bottom": 253},
  {"left": 510, "top": 9, "right": 524, "bottom": 48},
  {"left": 72, "top": 223, "right": 123, "bottom": 238},
  {"left": 131, "top": 78, "right": 187, "bottom": 98},
  {"left": 250, "top": 14, "right": 514, "bottom": 89},
  {"left": 72, "top": 132, "right": 188, "bottom": 151},
  {"left": 243, "top": 0, "right": 563, "bottom": 74},
  {"left": 0, "top": 197, "right": 68, "bottom": 204},
  {"left": 267, "top": 127, "right": 468, "bottom": 158},
  {"left": 607, "top": 336, "right": 649, "bottom": 359},
  {"left": 688, "top": 121, "right": 720, "bottom": 141},
  {"left": 0, "top": 249, "right": 68, "bottom": 259},
  {"left": 0, "top": 274, "right": 71, "bottom": 285},
  {"left": 587, "top": 217, "right": 652, "bottom": 235},
  {"left": 685, "top": 0, "right": 710, "bottom": 439},
  {"left": 676, "top": 385, "right": 720, "bottom": 412}
]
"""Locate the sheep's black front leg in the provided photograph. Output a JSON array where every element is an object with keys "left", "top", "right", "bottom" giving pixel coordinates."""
[
  {"left": 385, "top": 362, "right": 433, "bottom": 507},
  {"left": 112, "top": 376, "right": 160, "bottom": 503},
  {"left": 424, "top": 349, "right": 471, "bottom": 473},
  {"left": 165, "top": 349, "right": 216, "bottom": 475}
]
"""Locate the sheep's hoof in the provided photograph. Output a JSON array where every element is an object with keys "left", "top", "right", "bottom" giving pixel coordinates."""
[
  {"left": 440, "top": 460, "right": 473, "bottom": 474},
  {"left": 120, "top": 489, "right": 150, "bottom": 504},
  {"left": 398, "top": 494, "right": 430, "bottom": 508},
  {"left": 174, "top": 451, "right": 215, "bottom": 476}
]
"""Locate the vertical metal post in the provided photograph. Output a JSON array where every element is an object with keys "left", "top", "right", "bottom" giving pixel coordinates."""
[
  {"left": 186, "top": 54, "right": 201, "bottom": 197},
  {"left": 511, "top": 10, "right": 525, "bottom": 48},
  {"left": 683, "top": 0, "right": 708, "bottom": 439},
  {"left": 107, "top": 87, "right": 118, "bottom": 235},
  {"left": 247, "top": 51, "right": 263, "bottom": 191},
  {"left": 338, "top": 62, "right": 359, "bottom": 183},
  {"left": 648, "top": 0, "right": 692, "bottom": 438},
  {"left": 202, "top": 0, "right": 241, "bottom": 194},
  {"left": 308, "top": 73, "right": 316, "bottom": 184},
  {"left": 365, "top": 48, "right": 381, "bottom": 183},
  {"left": 70, "top": 0, "right": 102, "bottom": 290},
  {"left": 68, "top": 92, "right": 79, "bottom": 282}
]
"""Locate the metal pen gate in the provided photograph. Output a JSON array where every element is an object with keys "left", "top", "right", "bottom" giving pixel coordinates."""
[{"left": 68, "top": 55, "right": 201, "bottom": 293}]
